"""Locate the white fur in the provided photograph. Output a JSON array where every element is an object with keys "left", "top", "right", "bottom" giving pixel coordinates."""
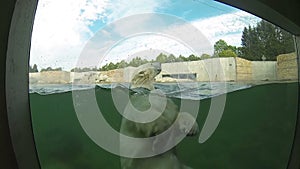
[
  {"left": 130, "top": 63, "right": 160, "bottom": 90},
  {"left": 120, "top": 63, "right": 198, "bottom": 169}
]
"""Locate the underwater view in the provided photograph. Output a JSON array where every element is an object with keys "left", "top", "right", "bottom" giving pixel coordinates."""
[{"left": 30, "top": 82, "right": 298, "bottom": 169}]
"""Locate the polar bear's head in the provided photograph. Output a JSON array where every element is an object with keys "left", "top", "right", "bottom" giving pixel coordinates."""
[{"left": 130, "top": 62, "right": 161, "bottom": 90}]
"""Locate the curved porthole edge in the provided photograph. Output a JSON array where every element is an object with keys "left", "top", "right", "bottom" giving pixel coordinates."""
[
  {"left": 5, "top": 0, "right": 41, "bottom": 169},
  {"left": 287, "top": 36, "right": 300, "bottom": 169}
]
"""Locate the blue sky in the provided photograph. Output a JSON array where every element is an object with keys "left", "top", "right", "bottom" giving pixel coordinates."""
[
  {"left": 154, "top": 0, "right": 238, "bottom": 20},
  {"left": 30, "top": 0, "right": 261, "bottom": 70},
  {"left": 88, "top": 0, "right": 239, "bottom": 33}
]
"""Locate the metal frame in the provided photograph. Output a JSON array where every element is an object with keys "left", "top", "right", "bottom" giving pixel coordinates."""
[
  {"left": 287, "top": 36, "right": 300, "bottom": 169},
  {"left": 5, "top": 0, "right": 41, "bottom": 169}
]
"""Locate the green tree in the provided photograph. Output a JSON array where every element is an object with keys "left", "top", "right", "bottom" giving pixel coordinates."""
[
  {"left": 240, "top": 26, "right": 262, "bottom": 60},
  {"left": 71, "top": 67, "right": 100, "bottom": 72},
  {"left": 29, "top": 64, "right": 38, "bottom": 72},
  {"left": 240, "top": 20, "right": 294, "bottom": 61},
  {"left": 128, "top": 57, "right": 148, "bottom": 67},
  {"left": 166, "top": 54, "right": 176, "bottom": 63},
  {"left": 219, "top": 49, "right": 237, "bottom": 57},
  {"left": 100, "top": 64, "right": 109, "bottom": 71},
  {"left": 155, "top": 53, "right": 168, "bottom": 63},
  {"left": 187, "top": 54, "right": 201, "bottom": 61},
  {"left": 118, "top": 60, "right": 128, "bottom": 68},
  {"left": 214, "top": 39, "right": 228, "bottom": 56},
  {"left": 176, "top": 55, "right": 188, "bottom": 62},
  {"left": 107, "top": 62, "right": 117, "bottom": 70},
  {"left": 100, "top": 57, "right": 148, "bottom": 71},
  {"left": 213, "top": 39, "right": 238, "bottom": 58},
  {"left": 40, "top": 67, "right": 62, "bottom": 72},
  {"left": 227, "top": 45, "right": 239, "bottom": 55},
  {"left": 200, "top": 53, "right": 211, "bottom": 59}
]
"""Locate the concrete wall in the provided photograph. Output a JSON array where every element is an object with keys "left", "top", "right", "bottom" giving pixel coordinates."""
[
  {"left": 235, "top": 57, "right": 252, "bottom": 81},
  {"left": 277, "top": 53, "right": 298, "bottom": 80},
  {"left": 102, "top": 69, "right": 124, "bottom": 82},
  {"left": 71, "top": 69, "right": 127, "bottom": 83},
  {"left": 157, "top": 57, "right": 236, "bottom": 82},
  {"left": 29, "top": 54, "right": 298, "bottom": 84},
  {"left": 252, "top": 61, "right": 277, "bottom": 81},
  {"left": 158, "top": 61, "right": 203, "bottom": 81},
  {"left": 30, "top": 71, "right": 70, "bottom": 84},
  {"left": 199, "top": 57, "right": 236, "bottom": 81},
  {"left": 236, "top": 58, "right": 285, "bottom": 81},
  {"left": 218, "top": 57, "right": 236, "bottom": 81},
  {"left": 71, "top": 71, "right": 103, "bottom": 83},
  {"left": 31, "top": 69, "right": 127, "bottom": 84}
]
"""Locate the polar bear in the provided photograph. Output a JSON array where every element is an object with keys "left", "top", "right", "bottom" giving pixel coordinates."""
[{"left": 120, "top": 62, "right": 198, "bottom": 169}]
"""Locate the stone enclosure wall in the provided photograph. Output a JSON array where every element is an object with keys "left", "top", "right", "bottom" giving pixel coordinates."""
[
  {"left": 252, "top": 61, "right": 277, "bottom": 81},
  {"left": 156, "top": 58, "right": 236, "bottom": 82},
  {"left": 30, "top": 71, "right": 70, "bottom": 84},
  {"left": 277, "top": 53, "right": 298, "bottom": 80},
  {"left": 29, "top": 53, "right": 298, "bottom": 84},
  {"left": 235, "top": 57, "right": 252, "bottom": 81}
]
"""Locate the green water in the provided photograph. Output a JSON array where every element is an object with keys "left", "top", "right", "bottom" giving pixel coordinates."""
[{"left": 30, "top": 83, "right": 298, "bottom": 169}]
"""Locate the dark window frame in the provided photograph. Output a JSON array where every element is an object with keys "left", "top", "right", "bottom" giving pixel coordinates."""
[{"left": 2, "top": 1, "right": 300, "bottom": 169}]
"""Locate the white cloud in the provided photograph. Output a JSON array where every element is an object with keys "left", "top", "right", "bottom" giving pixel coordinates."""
[
  {"left": 30, "top": 0, "right": 110, "bottom": 70},
  {"left": 100, "top": 34, "right": 198, "bottom": 66},
  {"left": 105, "top": 0, "right": 170, "bottom": 22},
  {"left": 30, "top": 0, "right": 169, "bottom": 70},
  {"left": 192, "top": 11, "right": 261, "bottom": 46},
  {"left": 30, "top": 0, "right": 261, "bottom": 71},
  {"left": 96, "top": 11, "right": 261, "bottom": 66}
]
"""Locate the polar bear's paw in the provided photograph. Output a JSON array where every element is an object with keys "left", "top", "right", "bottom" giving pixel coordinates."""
[{"left": 176, "top": 112, "right": 199, "bottom": 136}]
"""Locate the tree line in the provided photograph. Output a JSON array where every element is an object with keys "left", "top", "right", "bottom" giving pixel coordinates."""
[
  {"left": 240, "top": 20, "right": 294, "bottom": 61},
  {"left": 29, "top": 64, "right": 63, "bottom": 73},
  {"left": 30, "top": 20, "right": 294, "bottom": 72},
  {"left": 100, "top": 53, "right": 213, "bottom": 71},
  {"left": 214, "top": 20, "right": 294, "bottom": 61},
  {"left": 100, "top": 20, "right": 294, "bottom": 71}
]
